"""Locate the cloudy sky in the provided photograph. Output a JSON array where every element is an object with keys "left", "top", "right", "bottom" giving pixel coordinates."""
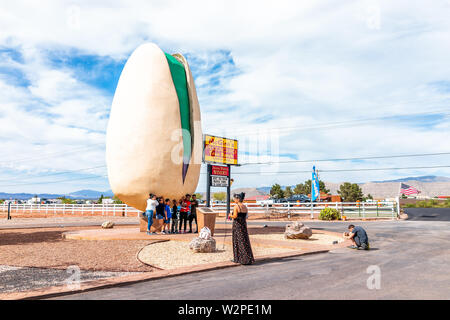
[{"left": 0, "top": 0, "right": 450, "bottom": 194}]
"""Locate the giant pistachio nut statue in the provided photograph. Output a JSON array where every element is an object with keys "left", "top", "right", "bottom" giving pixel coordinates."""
[{"left": 106, "top": 43, "right": 202, "bottom": 211}]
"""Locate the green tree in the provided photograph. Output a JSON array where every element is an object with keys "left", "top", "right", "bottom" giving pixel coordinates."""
[
  {"left": 293, "top": 183, "right": 307, "bottom": 195},
  {"left": 270, "top": 184, "right": 285, "bottom": 199},
  {"left": 194, "top": 193, "right": 203, "bottom": 200},
  {"left": 59, "top": 196, "right": 76, "bottom": 204},
  {"left": 337, "top": 182, "right": 364, "bottom": 202},
  {"left": 366, "top": 194, "right": 373, "bottom": 200},
  {"left": 213, "top": 192, "right": 226, "bottom": 201},
  {"left": 98, "top": 194, "right": 104, "bottom": 204},
  {"left": 294, "top": 180, "right": 330, "bottom": 195},
  {"left": 112, "top": 195, "right": 123, "bottom": 204},
  {"left": 284, "top": 186, "right": 293, "bottom": 198}
]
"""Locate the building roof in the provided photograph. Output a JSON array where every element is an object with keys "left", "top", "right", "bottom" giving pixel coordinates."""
[{"left": 246, "top": 195, "right": 270, "bottom": 201}]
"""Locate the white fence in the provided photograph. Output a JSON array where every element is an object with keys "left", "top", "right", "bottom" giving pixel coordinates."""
[
  {"left": 208, "top": 201, "right": 399, "bottom": 219},
  {"left": 0, "top": 203, "right": 141, "bottom": 217},
  {"left": 0, "top": 200, "right": 399, "bottom": 219}
]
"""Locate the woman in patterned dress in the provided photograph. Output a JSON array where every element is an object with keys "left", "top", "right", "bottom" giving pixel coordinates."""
[{"left": 230, "top": 192, "right": 255, "bottom": 265}]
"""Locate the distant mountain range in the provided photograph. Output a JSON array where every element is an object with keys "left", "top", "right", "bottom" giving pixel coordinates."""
[
  {"left": 370, "top": 176, "right": 450, "bottom": 183},
  {"left": 0, "top": 189, "right": 114, "bottom": 200},
  {"left": 1, "top": 176, "right": 449, "bottom": 200},
  {"left": 255, "top": 175, "right": 450, "bottom": 199}
]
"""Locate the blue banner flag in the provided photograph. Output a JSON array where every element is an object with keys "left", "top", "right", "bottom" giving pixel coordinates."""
[{"left": 311, "top": 166, "right": 320, "bottom": 201}]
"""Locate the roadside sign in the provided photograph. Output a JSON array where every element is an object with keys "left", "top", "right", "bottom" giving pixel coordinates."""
[
  {"left": 211, "top": 175, "right": 229, "bottom": 187},
  {"left": 211, "top": 165, "right": 229, "bottom": 176},
  {"left": 203, "top": 135, "right": 238, "bottom": 218},
  {"left": 203, "top": 134, "right": 238, "bottom": 165}
]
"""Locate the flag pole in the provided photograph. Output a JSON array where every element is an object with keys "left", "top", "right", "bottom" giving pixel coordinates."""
[{"left": 310, "top": 166, "right": 314, "bottom": 219}]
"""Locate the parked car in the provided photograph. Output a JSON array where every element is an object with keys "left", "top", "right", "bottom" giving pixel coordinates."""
[
  {"left": 279, "top": 194, "right": 313, "bottom": 207},
  {"left": 257, "top": 199, "right": 274, "bottom": 207},
  {"left": 287, "top": 194, "right": 311, "bottom": 202}
]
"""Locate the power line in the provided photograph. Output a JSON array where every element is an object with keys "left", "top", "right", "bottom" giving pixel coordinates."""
[
  {"left": 208, "top": 108, "right": 450, "bottom": 137},
  {"left": 202, "top": 164, "right": 450, "bottom": 175},
  {"left": 239, "top": 152, "right": 450, "bottom": 166}
]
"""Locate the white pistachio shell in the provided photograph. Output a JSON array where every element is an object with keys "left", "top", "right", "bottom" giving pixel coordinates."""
[{"left": 106, "top": 43, "right": 202, "bottom": 211}]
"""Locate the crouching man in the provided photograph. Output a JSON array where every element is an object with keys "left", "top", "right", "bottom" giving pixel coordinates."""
[{"left": 343, "top": 224, "right": 370, "bottom": 250}]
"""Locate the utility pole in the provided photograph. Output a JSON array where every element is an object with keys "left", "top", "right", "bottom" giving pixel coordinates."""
[
  {"left": 206, "top": 164, "right": 211, "bottom": 207},
  {"left": 226, "top": 164, "right": 231, "bottom": 219}
]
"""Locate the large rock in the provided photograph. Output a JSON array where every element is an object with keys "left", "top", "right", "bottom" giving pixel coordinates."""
[
  {"left": 189, "top": 237, "right": 216, "bottom": 253},
  {"left": 101, "top": 221, "right": 115, "bottom": 229},
  {"left": 106, "top": 43, "right": 203, "bottom": 211},
  {"left": 285, "top": 221, "right": 312, "bottom": 239}
]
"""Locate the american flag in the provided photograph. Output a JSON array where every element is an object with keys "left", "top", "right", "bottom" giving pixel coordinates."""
[{"left": 400, "top": 183, "right": 420, "bottom": 195}]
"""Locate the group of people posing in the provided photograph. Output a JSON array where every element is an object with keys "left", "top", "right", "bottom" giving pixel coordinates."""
[{"left": 144, "top": 193, "right": 199, "bottom": 235}]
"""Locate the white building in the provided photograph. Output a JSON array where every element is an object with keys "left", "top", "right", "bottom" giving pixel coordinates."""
[
  {"left": 102, "top": 198, "right": 115, "bottom": 204},
  {"left": 27, "top": 196, "right": 40, "bottom": 204}
]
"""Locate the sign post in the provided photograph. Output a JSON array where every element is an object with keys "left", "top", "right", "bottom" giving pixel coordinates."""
[
  {"left": 227, "top": 164, "right": 231, "bottom": 219},
  {"left": 202, "top": 135, "right": 238, "bottom": 219},
  {"left": 206, "top": 164, "right": 212, "bottom": 207}
]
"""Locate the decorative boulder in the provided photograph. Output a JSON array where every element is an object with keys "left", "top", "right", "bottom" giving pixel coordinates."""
[
  {"left": 101, "top": 221, "right": 115, "bottom": 229},
  {"left": 189, "top": 236, "right": 216, "bottom": 253},
  {"left": 285, "top": 221, "right": 312, "bottom": 239}
]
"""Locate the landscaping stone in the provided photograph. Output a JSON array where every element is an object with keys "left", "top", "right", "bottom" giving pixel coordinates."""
[
  {"left": 189, "top": 237, "right": 216, "bottom": 253},
  {"left": 284, "top": 221, "right": 312, "bottom": 239},
  {"left": 101, "top": 221, "right": 115, "bottom": 229}
]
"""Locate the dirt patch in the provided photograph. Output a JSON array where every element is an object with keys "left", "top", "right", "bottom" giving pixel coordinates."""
[{"left": 0, "top": 226, "right": 155, "bottom": 272}]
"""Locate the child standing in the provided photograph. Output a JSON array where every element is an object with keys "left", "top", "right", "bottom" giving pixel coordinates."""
[
  {"left": 155, "top": 197, "right": 165, "bottom": 234},
  {"left": 163, "top": 198, "right": 171, "bottom": 234},
  {"left": 179, "top": 196, "right": 188, "bottom": 233},
  {"left": 171, "top": 199, "right": 179, "bottom": 234}
]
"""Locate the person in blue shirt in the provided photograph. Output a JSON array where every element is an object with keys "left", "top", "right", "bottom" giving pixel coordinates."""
[
  {"left": 162, "top": 198, "right": 172, "bottom": 234},
  {"left": 344, "top": 224, "right": 370, "bottom": 250},
  {"left": 171, "top": 199, "right": 180, "bottom": 234}
]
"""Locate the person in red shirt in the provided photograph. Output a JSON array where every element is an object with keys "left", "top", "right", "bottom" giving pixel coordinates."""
[
  {"left": 179, "top": 195, "right": 189, "bottom": 233},
  {"left": 184, "top": 194, "right": 192, "bottom": 233}
]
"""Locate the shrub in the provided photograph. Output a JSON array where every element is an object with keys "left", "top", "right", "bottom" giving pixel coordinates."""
[{"left": 319, "top": 207, "right": 341, "bottom": 220}]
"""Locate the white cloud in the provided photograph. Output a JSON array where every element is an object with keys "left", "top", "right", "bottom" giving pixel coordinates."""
[{"left": 1, "top": 0, "right": 450, "bottom": 193}]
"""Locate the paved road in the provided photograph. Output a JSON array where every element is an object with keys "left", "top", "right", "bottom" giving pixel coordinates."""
[
  {"left": 404, "top": 208, "right": 450, "bottom": 221},
  {"left": 54, "top": 219, "right": 450, "bottom": 300}
]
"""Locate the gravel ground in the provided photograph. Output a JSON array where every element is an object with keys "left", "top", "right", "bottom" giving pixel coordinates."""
[
  {"left": 138, "top": 240, "right": 297, "bottom": 270},
  {"left": 0, "top": 264, "right": 140, "bottom": 293},
  {"left": 0, "top": 226, "right": 156, "bottom": 272},
  {"left": 250, "top": 232, "right": 344, "bottom": 245}
]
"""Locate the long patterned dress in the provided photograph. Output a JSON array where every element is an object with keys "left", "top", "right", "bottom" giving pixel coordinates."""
[{"left": 232, "top": 204, "right": 255, "bottom": 265}]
